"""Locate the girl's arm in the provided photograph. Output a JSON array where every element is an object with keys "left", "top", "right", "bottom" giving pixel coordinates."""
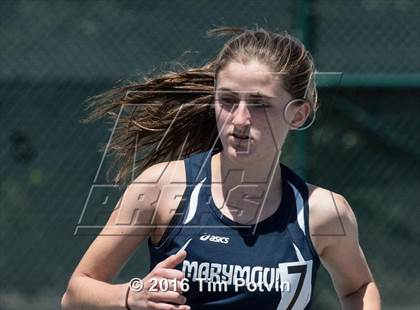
[
  {"left": 309, "top": 189, "right": 381, "bottom": 309},
  {"left": 61, "top": 161, "right": 188, "bottom": 310}
]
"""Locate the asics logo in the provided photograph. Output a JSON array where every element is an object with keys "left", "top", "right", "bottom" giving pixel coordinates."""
[{"left": 199, "top": 234, "right": 229, "bottom": 244}]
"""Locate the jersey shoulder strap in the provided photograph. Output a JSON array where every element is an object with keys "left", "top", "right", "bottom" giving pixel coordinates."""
[{"left": 148, "top": 150, "right": 210, "bottom": 250}]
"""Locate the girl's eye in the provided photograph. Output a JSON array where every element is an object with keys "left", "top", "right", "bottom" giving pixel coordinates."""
[
  {"left": 218, "top": 97, "right": 271, "bottom": 109},
  {"left": 219, "top": 97, "right": 237, "bottom": 106},
  {"left": 250, "top": 100, "right": 270, "bottom": 108}
]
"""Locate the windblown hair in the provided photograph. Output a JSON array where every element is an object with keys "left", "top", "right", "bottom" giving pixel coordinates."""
[{"left": 84, "top": 26, "right": 318, "bottom": 184}]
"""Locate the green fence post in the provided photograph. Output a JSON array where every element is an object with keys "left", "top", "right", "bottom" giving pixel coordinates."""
[{"left": 295, "top": 0, "right": 312, "bottom": 178}]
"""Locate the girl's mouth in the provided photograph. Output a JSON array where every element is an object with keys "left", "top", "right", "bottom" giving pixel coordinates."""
[
  {"left": 231, "top": 133, "right": 249, "bottom": 140},
  {"left": 230, "top": 134, "right": 251, "bottom": 147}
]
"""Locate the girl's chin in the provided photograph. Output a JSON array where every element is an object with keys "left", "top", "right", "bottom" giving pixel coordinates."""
[
  {"left": 227, "top": 143, "right": 253, "bottom": 157},
  {"left": 222, "top": 141, "right": 278, "bottom": 160}
]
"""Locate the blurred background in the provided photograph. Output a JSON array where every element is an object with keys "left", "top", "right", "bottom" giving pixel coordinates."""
[{"left": 1, "top": 0, "right": 419, "bottom": 309}]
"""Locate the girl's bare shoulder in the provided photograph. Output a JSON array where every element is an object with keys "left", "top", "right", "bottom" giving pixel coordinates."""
[
  {"left": 305, "top": 183, "right": 358, "bottom": 256},
  {"left": 134, "top": 158, "right": 188, "bottom": 212},
  {"left": 133, "top": 159, "right": 187, "bottom": 244},
  {"left": 134, "top": 159, "right": 186, "bottom": 185}
]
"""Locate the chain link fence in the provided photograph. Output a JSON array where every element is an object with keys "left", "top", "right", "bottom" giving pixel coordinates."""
[{"left": 1, "top": 0, "right": 419, "bottom": 309}]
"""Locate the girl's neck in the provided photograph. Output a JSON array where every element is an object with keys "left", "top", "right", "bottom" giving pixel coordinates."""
[{"left": 210, "top": 150, "right": 283, "bottom": 223}]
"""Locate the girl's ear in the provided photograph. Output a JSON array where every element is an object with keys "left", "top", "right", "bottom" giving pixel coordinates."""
[
  {"left": 284, "top": 99, "right": 313, "bottom": 130},
  {"left": 290, "top": 101, "right": 311, "bottom": 129}
]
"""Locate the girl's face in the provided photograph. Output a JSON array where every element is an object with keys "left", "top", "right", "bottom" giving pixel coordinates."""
[{"left": 214, "top": 60, "right": 299, "bottom": 162}]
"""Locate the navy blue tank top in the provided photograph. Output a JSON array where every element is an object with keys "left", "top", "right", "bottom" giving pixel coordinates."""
[{"left": 148, "top": 148, "right": 320, "bottom": 310}]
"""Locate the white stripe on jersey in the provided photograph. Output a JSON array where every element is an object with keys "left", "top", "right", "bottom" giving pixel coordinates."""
[
  {"left": 183, "top": 177, "right": 206, "bottom": 224},
  {"left": 289, "top": 182, "right": 306, "bottom": 236}
]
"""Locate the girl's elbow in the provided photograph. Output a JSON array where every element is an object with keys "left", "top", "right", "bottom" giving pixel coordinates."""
[
  {"left": 60, "top": 279, "right": 79, "bottom": 310},
  {"left": 60, "top": 290, "right": 71, "bottom": 309}
]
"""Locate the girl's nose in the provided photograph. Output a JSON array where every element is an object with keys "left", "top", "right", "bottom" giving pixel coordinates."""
[{"left": 232, "top": 101, "right": 251, "bottom": 127}]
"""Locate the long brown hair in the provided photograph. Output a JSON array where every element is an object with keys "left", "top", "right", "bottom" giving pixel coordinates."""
[{"left": 84, "top": 26, "right": 318, "bottom": 184}]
